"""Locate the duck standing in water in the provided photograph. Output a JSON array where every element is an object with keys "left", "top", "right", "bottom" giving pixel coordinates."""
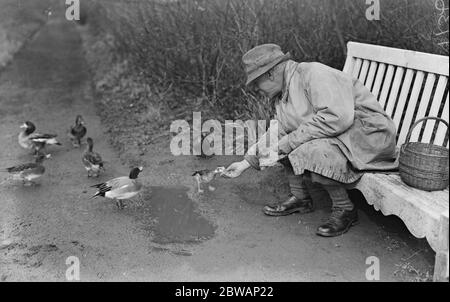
[
  {"left": 18, "top": 121, "right": 61, "bottom": 155},
  {"left": 91, "top": 167, "right": 143, "bottom": 209},
  {"left": 0, "top": 154, "right": 51, "bottom": 186},
  {"left": 68, "top": 115, "right": 87, "bottom": 147},
  {"left": 82, "top": 137, "right": 105, "bottom": 177},
  {"left": 192, "top": 167, "right": 225, "bottom": 193}
]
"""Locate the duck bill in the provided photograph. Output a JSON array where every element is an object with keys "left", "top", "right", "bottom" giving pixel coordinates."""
[{"left": 20, "top": 123, "right": 28, "bottom": 129}]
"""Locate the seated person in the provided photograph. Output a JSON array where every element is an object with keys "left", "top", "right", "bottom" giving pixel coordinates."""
[{"left": 223, "top": 44, "right": 398, "bottom": 237}]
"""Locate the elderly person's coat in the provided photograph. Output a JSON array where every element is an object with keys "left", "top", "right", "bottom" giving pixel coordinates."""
[{"left": 244, "top": 60, "right": 398, "bottom": 184}]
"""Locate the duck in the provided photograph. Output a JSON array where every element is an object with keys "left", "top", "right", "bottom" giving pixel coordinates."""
[
  {"left": 82, "top": 137, "right": 104, "bottom": 177},
  {"left": 192, "top": 166, "right": 225, "bottom": 193},
  {"left": 68, "top": 115, "right": 87, "bottom": 147},
  {"left": 91, "top": 167, "right": 143, "bottom": 209},
  {"left": 18, "top": 121, "right": 61, "bottom": 155},
  {"left": 0, "top": 154, "right": 51, "bottom": 186}
]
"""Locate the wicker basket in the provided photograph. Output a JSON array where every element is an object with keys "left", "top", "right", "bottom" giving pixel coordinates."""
[{"left": 399, "top": 117, "right": 449, "bottom": 191}]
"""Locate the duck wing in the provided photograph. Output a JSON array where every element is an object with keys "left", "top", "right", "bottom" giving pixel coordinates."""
[
  {"left": 83, "top": 151, "right": 103, "bottom": 166},
  {"left": 29, "top": 132, "right": 58, "bottom": 142},
  {"left": 70, "top": 125, "right": 87, "bottom": 139},
  {"left": 3, "top": 162, "right": 39, "bottom": 173},
  {"left": 91, "top": 176, "right": 129, "bottom": 197},
  {"left": 105, "top": 180, "right": 142, "bottom": 199}
]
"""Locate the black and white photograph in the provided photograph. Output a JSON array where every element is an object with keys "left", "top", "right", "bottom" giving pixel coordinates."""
[{"left": 0, "top": 0, "right": 448, "bottom": 286}]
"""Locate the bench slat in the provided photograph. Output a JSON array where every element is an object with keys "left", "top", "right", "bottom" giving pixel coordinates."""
[
  {"left": 343, "top": 55, "right": 355, "bottom": 75},
  {"left": 385, "top": 67, "right": 405, "bottom": 117},
  {"left": 397, "top": 71, "right": 425, "bottom": 145},
  {"left": 392, "top": 69, "right": 415, "bottom": 133},
  {"left": 378, "top": 65, "right": 395, "bottom": 109},
  {"left": 409, "top": 73, "right": 437, "bottom": 142},
  {"left": 352, "top": 58, "right": 363, "bottom": 79},
  {"left": 347, "top": 42, "right": 449, "bottom": 76},
  {"left": 359, "top": 60, "right": 370, "bottom": 84},
  {"left": 422, "top": 76, "right": 448, "bottom": 144},
  {"left": 371, "top": 63, "right": 386, "bottom": 99},
  {"left": 434, "top": 93, "right": 449, "bottom": 147},
  {"left": 365, "top": 61, "right": 378, "bottom": 91}
]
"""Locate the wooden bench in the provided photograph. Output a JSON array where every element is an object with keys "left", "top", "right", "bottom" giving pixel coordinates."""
[{"left": 342, "top": 42, "right": 449, "bottom": 282}]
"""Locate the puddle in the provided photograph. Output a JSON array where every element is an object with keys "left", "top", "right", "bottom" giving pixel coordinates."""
[{"left": 137, "top": 186, "right": 216, "bottom": 244}]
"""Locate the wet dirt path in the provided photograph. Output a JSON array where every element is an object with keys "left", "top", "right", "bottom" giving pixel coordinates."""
[
  {"left": 0, "top": 19, "right": 434, "bottom": 281},
  {"left": 0, "top": 19, "right": 214, "bottom": 281}
]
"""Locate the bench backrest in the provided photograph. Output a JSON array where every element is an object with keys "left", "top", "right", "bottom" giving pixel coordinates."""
[{"left": 343, "top": 42, "right": 449, "bottom": 148}]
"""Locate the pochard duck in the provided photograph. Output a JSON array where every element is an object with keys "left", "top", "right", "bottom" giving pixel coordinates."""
[
  {"left": 91, "top": 167, "right": 143, "bottom": 209},
  {"left": 82, "top": 137, "right": 104, "bottom": 177}
]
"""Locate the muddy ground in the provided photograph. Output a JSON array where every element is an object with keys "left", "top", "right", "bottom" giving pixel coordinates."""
[{"left": 0, "top": 18, "right": 436, "bottom": 282}]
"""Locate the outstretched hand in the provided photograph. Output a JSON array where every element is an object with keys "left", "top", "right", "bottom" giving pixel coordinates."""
[{"left": 222, "top": 160, "right": 251, "bottom": 178}]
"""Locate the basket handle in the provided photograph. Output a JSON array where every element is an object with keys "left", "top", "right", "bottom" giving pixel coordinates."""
[{"left": 404, "top": 117, "right": 449, "bottom": 144}]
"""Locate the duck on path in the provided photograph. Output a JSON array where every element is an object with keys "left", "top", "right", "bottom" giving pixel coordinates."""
[
  {"left": 82, "top": 137, "right": 104, "bottom": 177},
  {"left": 91, "top": 167, "right": 143, "bottom": 209},
  {"left": 18, "top": 121, "right": 61, "bottom": 155},
  {"left": 68, "top": 115, "right": 87, "bottom": 148},
  {"left": 192, "top": 167, "right": 225, "bottom": 193},
  {"left": 0, "top": 153, "right": 51, "bottom": 186}
]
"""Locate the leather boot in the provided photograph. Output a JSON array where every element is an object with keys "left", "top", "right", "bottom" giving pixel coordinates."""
[
  {"left": 316, "top": 208, "right": 358, "bottom": 237},
  {"left": 263, "top": 194, "right": 313, "bottom": 216}
]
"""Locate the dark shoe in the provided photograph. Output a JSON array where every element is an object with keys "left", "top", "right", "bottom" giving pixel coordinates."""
[
  {"left": 316, "top": 208, "right": 358, "bottom": 237},
  {"left": 263, "top": 195, "right": 313, "bottom": 216}
]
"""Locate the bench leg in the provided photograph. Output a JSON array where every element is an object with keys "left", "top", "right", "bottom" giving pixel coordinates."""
[
  {"left": 433, "top": 251, "right": 449, "bottom": 282},
  {"left": 433, "top": 213, "right": 449, "bottom": 282}
]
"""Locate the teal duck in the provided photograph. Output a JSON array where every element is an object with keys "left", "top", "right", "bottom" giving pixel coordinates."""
[{"left": 192, "top": 167, "right": 225, "bottom": 193}]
